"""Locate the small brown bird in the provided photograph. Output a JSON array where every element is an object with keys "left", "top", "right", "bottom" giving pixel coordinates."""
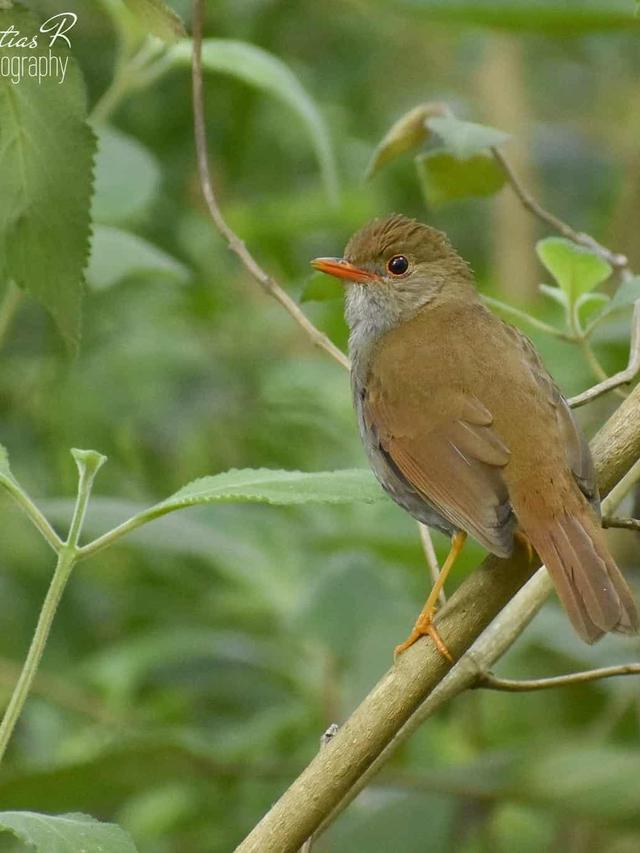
[{"left": 312, "top": 214, "right": 638, "bottom": 657}]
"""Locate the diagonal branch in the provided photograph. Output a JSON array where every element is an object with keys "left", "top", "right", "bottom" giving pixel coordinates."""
[
  {"left": 491, "top": 146, "right": 629, "bottom": 272},
  {"left": 237, "top": 382, "right": 640, "bottom": 852},
  {"left": 190, "top": 2, "right": 349, "bottom": 370}
]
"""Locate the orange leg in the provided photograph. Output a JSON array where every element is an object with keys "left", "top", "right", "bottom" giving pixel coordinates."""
[{"left": 394, "top": 531, "right": 467, "bottom": 662}]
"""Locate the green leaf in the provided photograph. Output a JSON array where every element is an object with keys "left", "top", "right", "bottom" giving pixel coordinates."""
[
  {"left": 0, "top": 7, "right": 96, "bottom": 349},
  {"left": 426, "top": 114, "right": 510, "bottom": 159},
  {"left": 365, "top": 102, "right": 448, "bottom": 179},
  {"left": 87, "top": 226, "right": 189, "bottom": 290},
  {"left": 300, "top": 271, "right": 343, "bottom": 303},
  {"left": 168, "top": 39, "right": 338, "bottom": 203},
  {"left": 149, "top": 468, "right": 385, "bottom": 518},
  {"left": 536, "top": 237, "right": 612, "bottom": 306},
  {"left": 609, "top": 275, "right": 640, "bottom": 311},
  {"left": 0, "top": 442, "right": 12, "bottom": 480},
  {"left": 538, "top": 282, "right": 569, "bottom": 309},
  {"left": 123, "top": 0, "right": 186, "bottom": 42},
  {"left": 92, "top": 127, "right": 161, "bottom": 225},
  {"left": 416, "top": 149, "right": 506, "bottom": 207},
  {"left": 0, "top": 811, "right": 138, "bottom": 853},
  {"left": 396, "top": 0, "right": 639, "bottom": 34}
]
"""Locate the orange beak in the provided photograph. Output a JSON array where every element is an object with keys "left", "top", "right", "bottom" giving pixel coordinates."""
[{"left": 310, "top": 257, "right": 379, "bottom": 284}]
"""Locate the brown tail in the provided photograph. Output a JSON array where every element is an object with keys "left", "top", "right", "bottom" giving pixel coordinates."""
[{"left": 523, "top": 506, "right": 639, "bottom": 643}]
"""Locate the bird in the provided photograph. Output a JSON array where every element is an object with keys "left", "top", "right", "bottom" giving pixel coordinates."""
[{"left": 311, "top": 213, "right": 638, "bottom": 659}]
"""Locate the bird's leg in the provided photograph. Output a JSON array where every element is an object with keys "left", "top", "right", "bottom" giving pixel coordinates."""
[{"left": 394, "top": 530, "right": 467, "bottom": 662}]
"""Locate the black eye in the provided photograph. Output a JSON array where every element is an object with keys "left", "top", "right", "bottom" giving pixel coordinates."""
[{"left": 387, "top": 255, "right": 409, "bottom": 276}]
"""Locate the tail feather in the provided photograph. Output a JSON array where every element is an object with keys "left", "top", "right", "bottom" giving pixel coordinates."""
[{"left": 524, "top": 508, "right": 639, "bottom": 644}]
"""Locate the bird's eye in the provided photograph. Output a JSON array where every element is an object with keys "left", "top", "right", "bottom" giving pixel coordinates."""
[{"left": 387, "top": 255, "right": 409, "bottom": 276}]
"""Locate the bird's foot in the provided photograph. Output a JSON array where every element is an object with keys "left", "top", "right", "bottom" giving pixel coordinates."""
[{"left": 394, "top": 611, "right": 453, "bottom": 663}]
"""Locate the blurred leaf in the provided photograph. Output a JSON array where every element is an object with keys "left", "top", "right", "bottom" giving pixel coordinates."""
[
  {"left": 536, "top": 238, "right": 611, "bottom": 307},
  {"left": 398, "top": 0, "right": 640, "bottom": 33},
  {"left": 123, "top": 0, "right": 186, "bottom": 41},
  {"left": 609, "top": 275, "right": 640, "bottom": 311},
  {"left": 92, "top": 127, "right": 161, "bottom": 225},
  {"left": 426, "top": 114, "right": 510, "bottom": 159},
  {"left": 300, "top": 272, "right": 343, "bottom": 303},
  {"left": 539, "top": 282, "right": 569, "bottom": 309},
  {"left": 0, "top": 811, "right": 138, "bottom": 853},
  {"left": 0, "top": 442, "right": 12, "bottom": 481},
  {"left": 0, "top": 6, "right": 95, "bottom": 349},
  {"left": 416, "top": 150, "right": 506, "bottom": 206},
  {"left": 87, "top": 226, "right": 189, "bottom": 290},
  {"left": 168, "top": 39, "right": 338, "bottom": 202},
  {"left": 365, "top": 102, "right": 448, "bottom": 179},
  {"left": 575, "top": 291, "right": 610, "bottom": 325},
  {"left": 148, "top": 468, "right": 385, "bottom": 518}
]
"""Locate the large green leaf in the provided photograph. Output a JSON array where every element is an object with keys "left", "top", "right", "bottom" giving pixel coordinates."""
[
  {"left": 150, "top": 468, "right": 385, "bottom": 517},
  {"left": 168, "top": 39, "right": 338, "bottom": 202},
  {"left": 0, "top": 7, "right": 95, "bottom": 349},
  {"left": 426, "top": 114, "right": 510, "bottom": 159},
  {"left": 536, "top": 237, "right": 612, "bottom": 307},
  {"left": 123, "top": 0, "right": 186, "bottom": 41},
  {"left": 365, "top": 102, "right": 447, "bottom": 179},
  {"left": 92, "top": 127, "right": 161, "bottom": 225},
  {"left": 87, "top": 226, "right": 189, "bottom": 289},
  {"left": 416, "top": 149, "right": 506, "bottom": 206},
  {"left": 398, "top": 0, "right": 639, "bottom": 33},
  {"left": 0, "top": 811, "right": 138, "bottom": 853}
]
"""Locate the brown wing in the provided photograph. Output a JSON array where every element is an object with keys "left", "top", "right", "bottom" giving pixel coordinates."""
[
  {"left": 364, "top": 384, "right": 514, "bottom": 556},
  {"left": 512, "top": 327, "right": 598, "bottom": 505}
]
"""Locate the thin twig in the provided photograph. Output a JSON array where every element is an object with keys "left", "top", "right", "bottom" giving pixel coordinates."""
[
  {"left": 569, "top": 301, "right": 640, "bottom": 408},
  {"left": 481, "top": 294, "right": 572, "bottom": 340},
  {"left": 603, "top": 516, "right": 640, "bottom": 532},
  {"left": 492, "top": 147, "right": 629, "bottom": 271},
  {"left": 476, "top": 664, "right": 640, "bottom": 693},
  {"left": 419, "top": 523, "right": 445, "bottom": 605},
  {"left": 190, "top": 2, "right": 349, "bottom": 370}
]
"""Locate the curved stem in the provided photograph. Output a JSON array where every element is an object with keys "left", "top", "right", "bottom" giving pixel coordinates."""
[
  {"left": 0, "top": 549, "right": 74, "bottom": 763},
  {"left": 476, "top": 664, "right": 640, "bottom": 693},
  {"left": 0, "top": 476, "right": 62, "bottom": 553},
  {"left": 0, "top": 450, "right": 105, "bottom": 763}
]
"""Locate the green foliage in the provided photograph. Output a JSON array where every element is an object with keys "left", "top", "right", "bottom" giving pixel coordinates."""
[
  {"left": 92, "top": 128, "right": 161, "bottom": 225},
  {"left": 397, "top": 0, "right": 640, "bottom": 33},
  {"left": 537, "top": 237, "right": 612, "bottom": 303},
  {"left": 0, "top": 7, "right": 95, "bottom": 349},
  {"left": 150, "top": 467, "right": 385, "bottom": 516},
  {"left": 87, "top": 226, "right": 189, "bottom": 290},
  {"left": 123, "top": 0, "right": 186, "bottom": 42},
  {"left": 365, "top": 102, "right": 447, "bottom": 179},
  {"left": 168, "top": 39, "right": 338, "bottom": 202},
  {"left": 426, "top": 114, "right": 510, "bottom": 159},
  {"left": 417, "top": 150, "right": 506, "bottom": 206},
  {"left": 0, "top": 811, "right": 138, "bottom": 853}
]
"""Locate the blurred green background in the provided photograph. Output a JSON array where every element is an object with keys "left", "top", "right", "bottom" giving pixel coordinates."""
[{"left": 1, "top": 1, "right": 640, "bottom": 851}]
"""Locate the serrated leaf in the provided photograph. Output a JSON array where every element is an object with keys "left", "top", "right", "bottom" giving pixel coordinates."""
[
  {"left": 365, "top": 102, "right": 448, "bottom": 180},
  {"left": 0, "top": 7, "right": 96, "bottom": 349},
  {"left": 0, "top": 811, "right": 138, "bottom": 853},
  {"left": 92, "top": 127, "right": 161, "bottom": 225},
  {"left": 300, "top": 271, "right": 343, "bottom": 303},
  {"left": 167, "top": 39, "right": 338, "bottom": 203},
  {"left": 426, "top": 114, "right": 510, "bottom": 159},
  {"left": 416, "top": 149, "right": 506, "bottom": 207},
  {"left": 149, "top": 468, "right": 385, "bottom": 518},
  {"left": 536, "top": 237, "right": 612, "bottom": 307},
  {"left": 123, "top": 0, "right": 186, "bottom": 41},
  {"left": 87, "top": 226, "right": 189, "bottom": 289}
]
